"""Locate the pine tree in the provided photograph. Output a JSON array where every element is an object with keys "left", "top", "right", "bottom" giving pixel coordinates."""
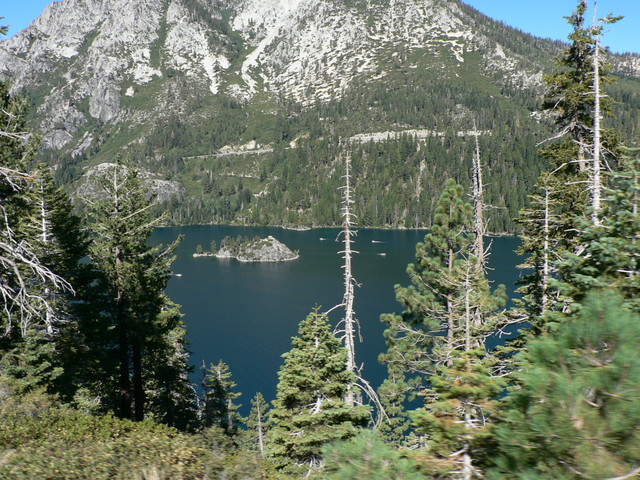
[
  {"left": 15, "top": 164, "right": 93, "bottom": 400},
  {"left": 378, "top": 179, "right": 475, "bottom": 440},
  {"left": 143, "top": 301, "right": 197, "bottom": 430},
  {"left": 84, "top": 159, "right": 190, "bottom": 422},
  {"left": 0, "top": 81, "right": 70, "bottom": 340},
  {"left": 490, "top": 292, "right": 640, "bottom": 479},
  {"left": 201, "top": 359, "right": 242, "bottom": 437},
  {"left": 411, "top": 230, "right": 506, "bottom": 479},
  {"left": 323, "top": 430, "right": 423, "bottom": 480},
  {"left": 553, "top": 149, "right": 640, "bottom": 314},
  {"left": 242, "top": 392, "right": 270, "bottom": 457},
  {"left": 267, "top": 309, "right": 369, "bottom": 476},
  {"left": 515, "top": 0, "right": 622, "bottom": 337},
  {"left": 0, "top": 82, "right": 75, "bottom": 397},
  {"left": 412, "top": 347, "right": 504, "bottom": 479},
  {"left": 379, "top": 178, "right": 507, "bottom": 477}
]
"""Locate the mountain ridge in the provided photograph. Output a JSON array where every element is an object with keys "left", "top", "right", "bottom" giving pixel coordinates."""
[{"left": 1, "top": 0, "right": 639, "bottom": 230}]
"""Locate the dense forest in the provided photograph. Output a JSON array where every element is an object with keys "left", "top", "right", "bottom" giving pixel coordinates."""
[{"left": 1, "top": 2, "right": 640, "bottom": 479}]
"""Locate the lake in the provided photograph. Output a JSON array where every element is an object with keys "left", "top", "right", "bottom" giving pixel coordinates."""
[{"left": 150, "top": 226, "right": 522, "bottom": 413}]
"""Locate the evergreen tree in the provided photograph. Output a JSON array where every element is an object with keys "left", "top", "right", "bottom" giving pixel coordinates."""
[
  {"left": 0, "top": 81, "right": 70, "bottom": 339},
  {"left": 241, "top": 392, "right": 270, "bottom": 457},
  {"left": 552, "top": 148, "right": 640, "bottom": 315},
  {"left": 378, "top": 179, "right": 475, "bottom": 440},
  {"left": 143, "top": 302, "right": 197, "bottom": 430},
  {"left": 201, "top": 359, "right": 242, "bottom": 437},
  {"left": 17, "top": 164, "right": 94, "bottom": 401},
  {"left": 267, "top": 309, "right": 369, "bottom": 476},
  {"left": 490, "top": 292, "right": 640, "bottom": 479},
  {"left": 515, "top": 0, "right": 622, "bottom": 337},
  {"left": 323, "top": 430, "right": 423, "bottom": 480},
  {"left": 0, "top": 81, "right": 75, "bottom": 397},
  {"left": 411, "top": 347, "right": 504, "bottom": 479},
  {"left": 84, "top": 159, "right": 191, "bottom": 423},
  {"left": 379, "top": 179, "right": 507, "bottom": 477}
]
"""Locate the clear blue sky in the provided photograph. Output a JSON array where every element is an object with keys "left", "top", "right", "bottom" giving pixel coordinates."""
[{"left": 1, "top": 0, "right": 638, "bottom": 54}]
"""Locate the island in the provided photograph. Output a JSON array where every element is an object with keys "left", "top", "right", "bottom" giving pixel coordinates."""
[{"left": 193, "top": 235, "right": 299, "bottom": 262}]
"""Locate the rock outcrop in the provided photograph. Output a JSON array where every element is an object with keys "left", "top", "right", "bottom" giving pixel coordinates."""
[
  {"left": 75, "top": 162, "right": 184, "bottom": 203},
  {"left": 216, "top": 236, "right": 298, "bottom": 262}
]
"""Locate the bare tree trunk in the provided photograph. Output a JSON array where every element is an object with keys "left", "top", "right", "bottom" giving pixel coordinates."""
[
  {"left": 339, "top": 152, "right": 358, "bottom": 406},
  {"left": 39, "top": 183, "right": 49, "bottom": 244},
  {"left": 117, "top": 281, "right": 132, "bottom": 420},
  {"left": 133, "top": 340, "right": 144, "bottom": 421},
  {"left": 541, "top": 185, "right": 551, "bottom": 313},
  {"left": 592, "top": 33, "right": 603, "bottom": 226},
  {"left": 462, "top": 413, "right": 473, "bottom": 480},
  {"left": 256, "top": 402, "right": 265, "bottom": 458},
  {"left": 463, "top": 270, "right": 474, "bottom": 480},
  {"left": 472, "top": 131, "right": 486, "bottom": 268}
]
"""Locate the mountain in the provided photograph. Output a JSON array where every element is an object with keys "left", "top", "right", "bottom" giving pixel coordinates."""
[{"left": 1, "top": 0, "right": 640, "bottom": 231}]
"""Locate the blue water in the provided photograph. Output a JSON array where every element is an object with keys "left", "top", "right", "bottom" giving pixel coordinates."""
[{"left": 150, "top": 226, "right": 522, "bottom": 413}]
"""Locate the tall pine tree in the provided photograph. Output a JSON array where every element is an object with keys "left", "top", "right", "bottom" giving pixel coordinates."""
[
  {"left": 515, "top": 0, "right": 622, "bottom": 340},
  {"left": 83, "top": 159, "right": 192, "bottom": 423},
  {"left": 0, "top": 80, "right": 76, "bottom": 398},
  {"left": 379, "top": 178, "right": 507, "bottom": 478},
  {"left": 201, "top": 359, "right": 242, "bottom": 437},
  {"left": 267, "top": 309, "right": 369, "bottom": 476},
  {"left": 490, "top": 293, "right": 640, "bottom": 479}
]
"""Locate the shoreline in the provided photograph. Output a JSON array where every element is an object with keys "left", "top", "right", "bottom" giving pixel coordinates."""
[{"left": 193, "top": 252, "right": 300, "bottom": 262}]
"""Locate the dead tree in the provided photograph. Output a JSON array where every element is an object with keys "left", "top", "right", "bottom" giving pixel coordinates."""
[
  {"left": 336, "top": 151, "right": 359, "bottom": 406},
  {"left": 472, "top": 129, "right": 486, "bottom": 269},
  {"left": 591, "top": 25, "right": 603, "bottom": 226},
  {"left": 0, "top": 167, "right": 72, "bottom": 336}
]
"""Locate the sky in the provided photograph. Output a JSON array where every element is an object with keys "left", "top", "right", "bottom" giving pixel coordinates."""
[{"left": 0, "top": 0, "right": 638, "bottom": 54}]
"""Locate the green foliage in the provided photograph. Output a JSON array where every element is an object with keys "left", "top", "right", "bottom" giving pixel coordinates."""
[
  {"left": 489, "top": 292, "right": 640, "bottom": 479},
  {"left": 379, "top": 178, "right": 508, "bottom": 478},
  {"left": 512, "top": 0, "right": 625, "bottom": 341},
  {"left": 240, "top": 392, "right": 270, "bottom": 456},
  {"left": 82, "top": 158, "right": 194, "bottom": 424},
  {"left": 0, "top": 84, "right": 91, "bottom": 404},
  {"left": 0, "top": 389, "right": 213, "bottom": 480},
  {"left": 219, "top": 235, "right": 252, "bottom": 256},
  {"left": 267, "top": 309, "right": 369, "bottom": 475},
  {"left": 0, "top": 80, "right": 43, "bottom": 333},
  {"left": 201, "top": 360, "right": 243, "bottom": 437},
  {"left": 323, "top": 430, "right": 423, "bottom": 480},
  {"left": 411, "top": 349, "right": 505, "bottom": 477},
  {"left": 553, "top": 152, "right": 640, "bottom": 314},
  {"left": 379, "top": 179, "right": 475, "bottom": 438}
]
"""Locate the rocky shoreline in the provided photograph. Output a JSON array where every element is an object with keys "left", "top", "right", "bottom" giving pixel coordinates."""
[{"left": 193, "top": 236, "right": 299, "bottom": 262}]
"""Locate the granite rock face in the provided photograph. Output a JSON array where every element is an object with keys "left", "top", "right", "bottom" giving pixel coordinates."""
[
  {"left": 7, "top": 0, "right": 638, "bottom": 157},
  {"left": 75, "top": 162, "right": 184, "bottom": 203}
]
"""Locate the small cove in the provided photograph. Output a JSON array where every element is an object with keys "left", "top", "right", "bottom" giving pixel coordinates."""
[{"left": 150, "top": 226, "right": 523, "bottom": 413}]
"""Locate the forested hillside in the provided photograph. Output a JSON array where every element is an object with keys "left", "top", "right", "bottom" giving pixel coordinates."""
[
  {"left": 2, "top": 0, "right": 640, "bottom": 231},
  {"left": 1, "top": 1, "right": 640, "bottom": 479}
]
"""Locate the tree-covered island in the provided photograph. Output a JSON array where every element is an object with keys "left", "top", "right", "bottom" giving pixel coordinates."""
[{"left": 194, "top": 235, "right": 299, "bottom": 262}]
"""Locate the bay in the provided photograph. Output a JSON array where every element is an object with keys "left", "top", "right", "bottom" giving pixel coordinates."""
[{"left": 150, "top": 226, "right": 522, "bottom": 413}]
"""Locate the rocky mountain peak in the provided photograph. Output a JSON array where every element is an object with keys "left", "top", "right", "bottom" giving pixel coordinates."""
[
  {"left": 1, "top": 0, "right": 560, "bottom": 151},
  {"left": 1, "top": 0, "right": 639, "bottom": 232}
]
